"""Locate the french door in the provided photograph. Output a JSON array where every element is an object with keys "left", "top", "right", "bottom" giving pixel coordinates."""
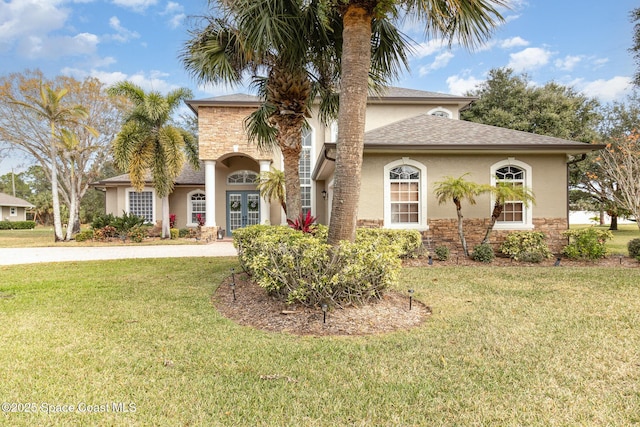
[{"left": 226, "top": 191, "right": 260, "bottom": 235}]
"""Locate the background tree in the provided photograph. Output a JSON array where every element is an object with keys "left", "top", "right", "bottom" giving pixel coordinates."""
[
  {"left": 630, "top": 7, "right": 640, "bottom": 86},
  {"left": 326, "top": 0, "right": 506, "bottom": 246},
  {"left": 107, "top": 81, "right": 199, "bottom": 238},
  {"left": 572, "top": 92, "right": 640, "bottom": 228},
  {"left": 0, "top": 171, "right": 32, "bottom": 200},
  {"left": 462, "top": 68, "right": 601, "bottom": 142},
  {"left": 598, "top": 131, "right": 640, "bottom": 232},
  {"left": 433, "top": 174, "right": 484, "bottom": 257},
  {"left": 2, "top": 74, "right": 92, "bottom": 241},
  {"left": 0, "top": 70, "right": 123, "bottom": 239}
]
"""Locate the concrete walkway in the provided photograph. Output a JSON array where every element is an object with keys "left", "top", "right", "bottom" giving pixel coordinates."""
[{"left": 0, "top": 242, "right": 238, "bottom": 266}]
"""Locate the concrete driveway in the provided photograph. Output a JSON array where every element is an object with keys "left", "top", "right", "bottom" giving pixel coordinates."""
[{"left": 0, "top": 242, "right": 237, "bottom": 266}]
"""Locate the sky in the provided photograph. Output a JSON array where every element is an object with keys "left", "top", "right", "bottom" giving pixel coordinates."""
[{"left": 1, "top": 0, "right": 639, "bottom": 175}]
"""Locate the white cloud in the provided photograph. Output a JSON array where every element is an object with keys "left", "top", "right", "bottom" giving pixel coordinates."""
[
  {"left": 111, "top": 0, "right": 157, "bottom": 12},
  {"left": 418, "top": 51, "right": 454, "bottom": 76},
  {"left": 108, "top": 16, "right": 140, "bottom": 43},
  {"left": 63, "top": 68, "right": 180, "bottom": 93},
  {"left": 507, "top": 47, "right": 552, "bottom": 72},
  {"left": 446, "top": 74, "right": 484, "bottom": 95},
  {"left": 500, "top": 36, "right": 529, "bottom": 49},
  {"left": 0, "top": 0, "right": 68, "bottom": 52},
  {"left": 168, "top": 13, "right": 185, "bottom": 29},
  {"left": 410, "top": 39, "right": 445, "bottom": 59},
  {"left": 555, "top": 55, "right": 582, "bottom": 71},
  {"left": 163, "top": 1, "right": 182, "bottom": 14},
  {"left": 19, "top": 32, "right": 99, "bottom": 59},
  {"left": 572, "top": 76, "right": 632, "bottom": 102}
]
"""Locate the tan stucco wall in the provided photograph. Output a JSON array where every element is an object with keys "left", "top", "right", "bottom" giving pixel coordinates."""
[
  {"left": 364, "top": 103, "right": 462, "bottom": 132},
  {"left": 358, "top": 153, "right": 568, "bottom": 221},
  {"left": 1, "top": 206, "right": 27, "bottom": 221}
]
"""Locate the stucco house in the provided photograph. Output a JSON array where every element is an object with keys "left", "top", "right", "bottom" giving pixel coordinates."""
[
  {"left": 95, "top": 87, "right": 603, "bottom": 253},
  {"left": 0, "top": 192, "right": 34, "bottom": 221}
]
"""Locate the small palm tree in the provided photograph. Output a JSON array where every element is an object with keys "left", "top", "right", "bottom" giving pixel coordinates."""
[
  {"left": 107, "top": 81, "right": 199, "bottom": 238},
  {"left": 8, "top": 84, "right": 92, "bottom": 241},
  {"left": 256, "top": 168, "right": 286, "bottom": 215},
  {"left": 434, "top": 174, "right": 485, "bottom": 257},
  {"left": 482, "top": 183, "right": 535, "bottom": 244}
]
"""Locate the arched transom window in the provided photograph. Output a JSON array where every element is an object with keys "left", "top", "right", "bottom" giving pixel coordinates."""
[{"left": 227, "top": 170, "right": 258, "bottom": 185}]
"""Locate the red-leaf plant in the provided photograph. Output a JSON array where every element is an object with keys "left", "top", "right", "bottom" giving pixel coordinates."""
[{"left": 287, "top": 211, "right": 317, "bottom": 233}]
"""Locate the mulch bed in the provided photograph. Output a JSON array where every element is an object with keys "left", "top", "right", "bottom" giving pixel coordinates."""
[{"left": 212, "top": 255, "right": 638, "bottom": 337}]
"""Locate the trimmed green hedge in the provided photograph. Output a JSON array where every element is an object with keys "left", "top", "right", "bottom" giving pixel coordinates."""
[
  {"left": 0, "top": 220, "right": 36, "bottom": 230},
  {"left": 233, "top": 225, "right": 420, "bottom": 307}
]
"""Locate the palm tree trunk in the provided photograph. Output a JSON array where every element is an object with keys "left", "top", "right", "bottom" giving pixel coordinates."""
[
  {"left": 49, "top": 123, "right": 64, "bottom": 242},
  {"left": 482, "top": 203, "right": 502, "bottom": 244},
  {"left": 162, "top": 196, "right": 170, "bottom": 239},
  {"left": 281, "top": 144, "right": 302, "bottom": 221},
  {"left": 456, "top": 205, "right": 469, "bottom": 257},
  {"left": 327, "top": 5, "right": 372, "bottom": 246}
]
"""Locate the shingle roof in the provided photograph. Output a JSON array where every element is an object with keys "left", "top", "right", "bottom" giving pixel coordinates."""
[
  {"left": 0, "top": 193, "right": 34, "bottom": 208},
  {"left": 94, "top": 162, "right": 205, "bottom": 186},
  {"left": 362, "top": 114, "right": 603, "bottom": 152},
  {"left": 185, "top": 86, "right": 475, "bottom": 113}
]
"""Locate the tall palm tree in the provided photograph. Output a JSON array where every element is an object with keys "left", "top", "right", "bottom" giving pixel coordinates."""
[
  {"left": 8, "top": 84, "right": 91, "bottom": 241},
  {"left": 183, "top": 0, "right": 410, "bottom": 221},
  {"left": 107, "top": 82, "right": 199, "bottom": 238},
  {"left": 327, "top": 0, "right": 507, "bottom": 246},
  {"left": 434, "top": 174, "right": 485, "bottom": 257},
  {"left": 482, "top": 183, "right": 535, "bottom": 244},
  {"left": 256, "top": 168, "right": 287, "bottom": 214}
]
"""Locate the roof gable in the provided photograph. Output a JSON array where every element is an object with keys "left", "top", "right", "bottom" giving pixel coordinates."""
[
  {"left": 94, "top": 162, "right": 205, "bottom": 186},
  {"left": 0, "top": 192, "right": 34, "bottom": 208},
  {"left": 363, "top": 114, "right": 603, "bottom": 152}
]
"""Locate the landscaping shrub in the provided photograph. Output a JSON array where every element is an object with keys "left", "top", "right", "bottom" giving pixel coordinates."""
[
  {"left": 127, "top": 225, "right": 149, "bottom": 243},
  {"left": 0, "top": 220, "right": 36, "bottom": 230},
  {"left": 562, "top": 228, "right": 612, "bottom": 260},
  {"left": 434, "top": 245, "right": 450, "bottom": 261},
  {"left": 355, "top": 228, "right": 422, "bottom": 259},
  {"left": 500, "top": 231, "right": 552, "bottom": 263},
  {"left": 91, "top": 213, "right": 115, "bottom": 230},
  {"left": 628, "top": 238, "right": 640, "bottom": 260},
  {"left": 74, "top": 230, "right": 94, "bottom": 242},
  {"left": 112, "top": 212, "right": 147, "bottom": 234},
  {"left": 471, "top": 243, "right": 495, "bottom": 263},
  {"left": 178, "top": 228, "right": 190, "bottom": 238},
  {"left": 233, "top": 225, "right": 405, "bottom": 307},
  {"left": 170, "top": 228, "right": 179, "bottom": 240},
  {"left": 93, "top": 225, "right": 118, "bottom": 241}
]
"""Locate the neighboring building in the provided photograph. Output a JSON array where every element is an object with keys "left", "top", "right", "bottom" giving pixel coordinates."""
[
  {"left": 0, "top": 192, "right": 34, "bottom": 221},
  {"left": 97, "top": 87, "right": 604, "bottom": 253}
]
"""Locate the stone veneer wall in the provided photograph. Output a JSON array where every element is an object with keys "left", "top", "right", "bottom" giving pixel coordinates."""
[
  {"left": 357, "top": 217, "right": 569, "bottom": 256},
  {"left": 198, "top": 106, "right": 272, "bottom": 160}
]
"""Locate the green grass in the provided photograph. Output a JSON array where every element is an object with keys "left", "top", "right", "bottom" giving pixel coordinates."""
[
  {"left": 570, "top": 223, "right": 640, "bottom": 255},
  {"left": 0, "top": 226, "right": 204, "bottom": 248},
  {"left": 2, "top": 259, "right": 640, "bottom": 425}
]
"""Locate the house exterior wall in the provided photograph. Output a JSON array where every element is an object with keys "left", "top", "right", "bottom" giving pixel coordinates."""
[
  {"left": 354, "top": 152, "right": 570, "bottom": 253},
  {"left": 1, "top": 206, "right": 28, "bottom": 221},
  {"left": 364, "top": 103, "right": 461, "bottom": 131},
  {"left": 198, "top": 106, "right": 274, "bottom": 161}
]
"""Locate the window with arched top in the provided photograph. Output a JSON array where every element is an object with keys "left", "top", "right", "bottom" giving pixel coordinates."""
[
  {"left": 383, "top": 159, "right": 428, "bottom": 229},
  {"left": 227, "top": 170, "right": 258, "bottom": 185},
  {"left": 427, "top": 107, "right": 452, "bottom": 118},
  {"left": 490, "top": 159, "right": 533, "bottom": 228}
]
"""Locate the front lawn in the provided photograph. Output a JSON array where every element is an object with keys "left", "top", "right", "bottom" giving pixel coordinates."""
[
  {"left": 1, "top": 258, "right": 639, "bottom": 425},
  {"left": 0, "top": 226, "right": 204, "bottom": 248}
]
